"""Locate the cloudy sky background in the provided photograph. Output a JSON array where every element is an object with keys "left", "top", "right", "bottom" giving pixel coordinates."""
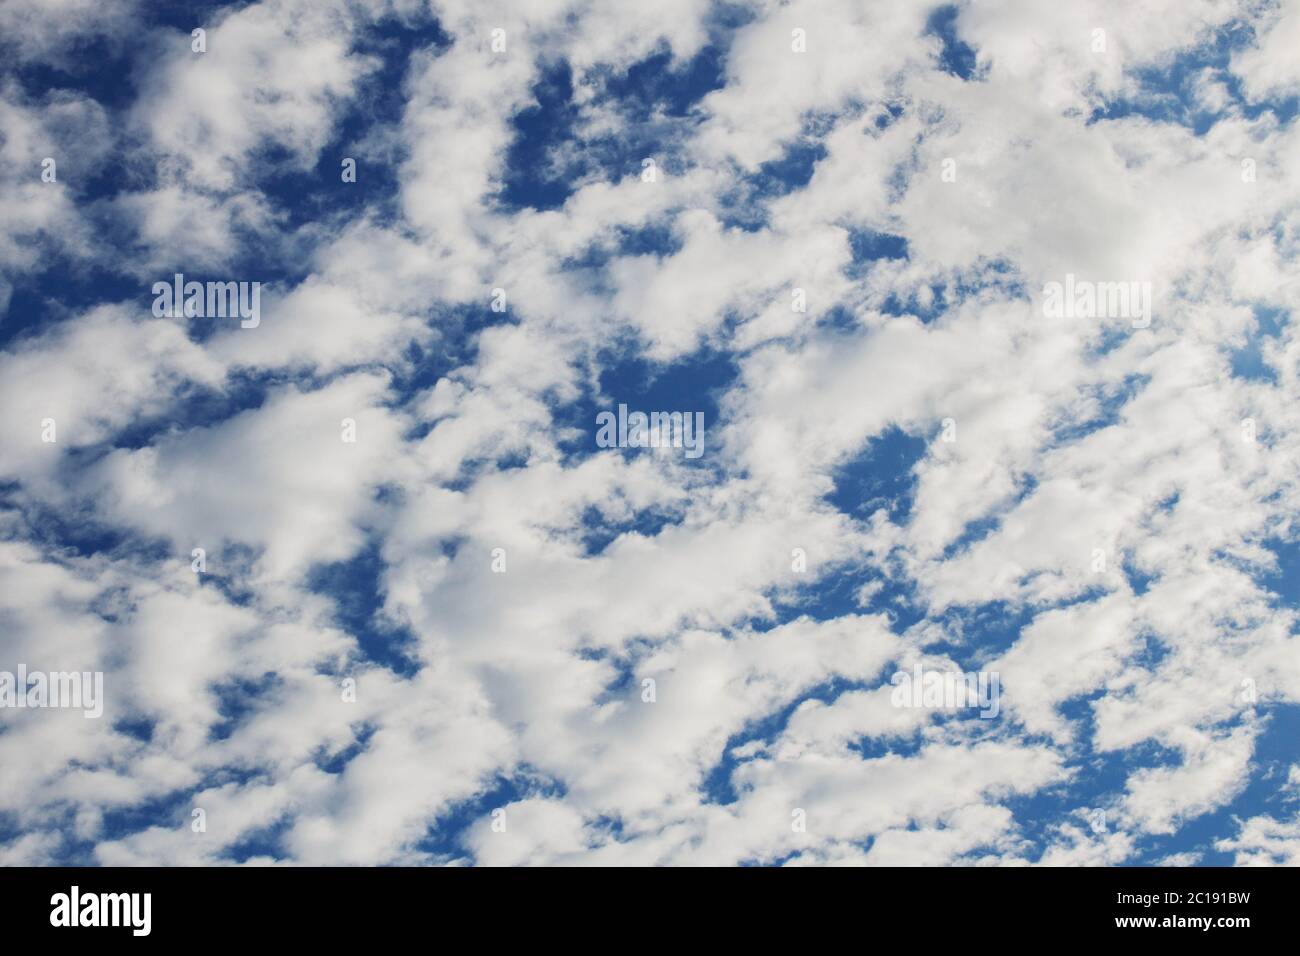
[{"left": 1, "top": 0, "right": 1299, "bottom": 866}]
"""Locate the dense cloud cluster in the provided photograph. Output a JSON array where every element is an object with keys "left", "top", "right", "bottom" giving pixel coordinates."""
[{"left": 1, "top": 0, "right": 1298, "bottom": 865}]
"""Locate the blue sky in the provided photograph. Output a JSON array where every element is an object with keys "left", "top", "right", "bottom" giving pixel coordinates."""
[{"left": 1, "top": 0, "right": 1298, "bottom": 866}]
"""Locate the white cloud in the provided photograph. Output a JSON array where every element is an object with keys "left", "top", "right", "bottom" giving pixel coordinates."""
[{"left": 2, "top": 0, "right": 1298, "bottom": 867}]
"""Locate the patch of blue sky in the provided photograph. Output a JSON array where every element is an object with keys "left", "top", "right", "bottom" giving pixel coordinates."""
[
  {"left": 97, "top": 779, "right": 209, "bottom": 841},
  {"left": 0, "top": 493, "right": 170, "bottom": 566},
  {"left": 559, "top": 221, "right": 685, "bottom": 283},
  {"left": 848, "top": 730, "right": 923, "bottom": 761},
  {"left": 191, "top": 541, "right": 262, "bottom": 608},
  {"left": 414, "top": 767, "right": 568, "bottom": 861},
  {"left": 848, "top": 228, "right": 909, "bottom": 265},
  {"left": 1124, "top": 629, "right": 1174, "bottom": 672},
  {"left": 1227, "top": 305, "right": 1286, "bottom": 384},
  {"left": 0, "top": 807, "right": 18, "bottom": 846},
  {"left": 0, "top": 769, "right": 202, "bottom": 863},
  {"left": 607, "top": 221, "right": 683, "bottom": 257},
  {"left": 705, "top": 678, "right": 1008, "bottom": 811},
  {"left": 1, "top": 0, "right": 247, "bottom": 111},
  {"left": 878, "top": 257, "right": 1027, "bottom": 323},
  {"left": 1261, "top": 536, "right": 1300, "bottom": 607},
  {"left": 756, "top": 424, "right": 932, "bottom": 634},
  {"left": 208, "top": 671, "right": 285, "bottom": 742},
  {"left": 497, "top": 60, "right": 584, "bottom": 212},
  {"left": 2, "top": 11, "right": 449, "bottom": 353},
  {"left": 7, "top": 34, "right": 137, "bottom": 111},
  {"left": 251, "top": 14, "right": 452, "bottom": 231},
  {"left": 924, "top": 5, "right": 983, "bottom": 82},
  {"left": 546, "top": 345, "right": 743, "bottom": 554},
  {"left": 920, "top": 600, "right": 1038, "bottom": 671},
  {"left": 111, "top": 716, "right": 157, "bottom": 744},
  {"left": 584, "top": 647, "right": 641, "bottom": 707},
  {"left": 1121, "top": 552, "right": 1159, "bottom": 596},
  {"left": 61, "top": 761, "right": 274, "bottom": 863},
  {"left": 744, "top": 848, "right": 802, "bottom": 866},
  {"left": 750, "top": 139, "right": 828, "bottom": 197},
  {"left": 554, "top": 343, "right": 737, "bottom": 463},
  {"left": 219, "top": 815, "right": 294, "bottom": 864},
  {"left": 997, "top": 695, "right": 1300, "bottom": 865},
  {"left": 872, "top": 102, "right": 906, "bottom": 131},
  {"left": 825, "top": 424, "right": 927, "bottom": 524},
  {"left": 84, "top": 584, "right": 130, "bottom": 626},
  {"left": 136, "top": 1, "right": 257, "bottom": 37},
  {"left": 304, "top": 538, "right": 421, "bottom": 677},
  {"left": 766, "top": 565, "right": 875, "bottom": 629},
  {"left": 1001, "top": 701, "right": 1182, "bottom": 851},
  {"left": 718, "top": 108, "right": 869, "bottom": 232},
  {"left": 496, "top": 27, "right": 735, "bottom": 215},
  {"left": 947, "top": 257, "right": 1031, "bottom": 301},
  {"left": 1128, "top": 704, "right": 1300, "bottom": 864},
  {"left": 843, "top": 227, "right": 910, "bottom": 285},
  {"left": 1044, "top": 373, "right": 1149, "bottom": 449},
  {"left": 1056, "top": 583, "right": 1118, "bottom": 614},
  {"left": 1088, "top": 20, "right": 1298, "bottom": 132},
  {"left": 997, "top": 776, "right": 1120, "bottom": 860},
  {"left": 877, "top": 285, "right": 942, "bottom": 321},
  {"left": 579, "top": 502, "right": 684, "bottom": 557},
  {"left": 440, "top": 454, "right": 531, "bottom": 495},
  {"left": 86, "top": 367, "right": 288, "bottom": 456},
  {"left": 586, "top": 813, "right": 628, "bottom": 845},
  {"left": 915, "top": 699, "right": 1012, "bottom": 743},
  {"left": 939, "top": 474, "right": 1040, "bottom": 561},
  {"left": 1153, "top": 489, "right": 1180, "bottom": 514},
  {"left": 595, "top": 40, "right": 728, "bottom": 120},
  {"left": 813, "top": 305, "right": 865, "bottom": 335},
  {"left": 1, "top": 259, "right": 145, "bottom": 349},
  {"left": 313, "top": 722, "right": 377, "bottom": 775},
  {"left": 577, "top": 1, "right": 751, "bottom": 122},
  {"left": 390, "top": 303, "right": 517, "bottom": 436},
  {"left": 495, "top": 6, "right": 759, "bottom": 217},
  {"left": 919, "top": 587, "right": 1120, "bottom": 677},
  {"left": 862, "top": 577, "right": 929, "bottom": 633},
  {"left": 700, "top": 675, "right": 868, "bottom": 806}
]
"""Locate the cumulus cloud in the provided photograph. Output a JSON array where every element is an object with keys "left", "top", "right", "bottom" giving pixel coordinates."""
[{"left": 0, "top": 0, "right": 1297, "bottom": 868}]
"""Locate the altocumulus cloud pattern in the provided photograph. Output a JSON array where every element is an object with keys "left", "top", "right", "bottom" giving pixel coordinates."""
[{"left": 0, "top": 0, "right": 1298, "bottom": 868}]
